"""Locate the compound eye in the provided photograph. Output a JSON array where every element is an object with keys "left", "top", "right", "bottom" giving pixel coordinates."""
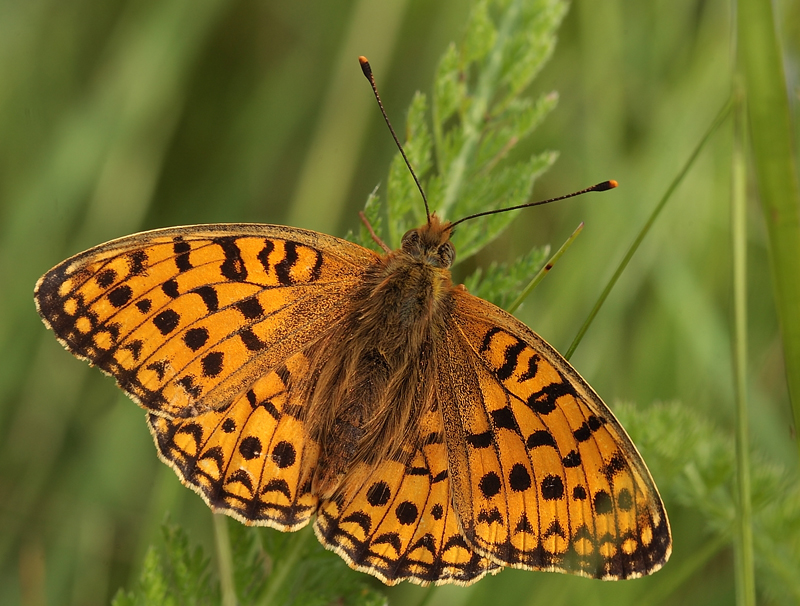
[
  {"left": 437, "top": 242, "right": 455, "bottom": 267},
  {"left": 401, "top": 229, "right": 420, "bottom": 247}
]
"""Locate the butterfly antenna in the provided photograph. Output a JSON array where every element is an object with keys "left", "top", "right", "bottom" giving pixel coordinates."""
[
  {"left": 359, "top": 56, "right": 431, "bottom": 224},
  {"left": 447, "top": 180, "right": 618, "bottom": 231}
]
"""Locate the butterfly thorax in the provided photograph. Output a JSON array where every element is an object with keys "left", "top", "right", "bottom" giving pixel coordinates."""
[{"left": 307, "top": 215, "right": 457, "bottom": 496}]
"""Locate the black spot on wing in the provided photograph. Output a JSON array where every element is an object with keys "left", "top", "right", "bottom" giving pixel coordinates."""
[
  {"left": 239, "top": 328, "right": 267, "bottom": 351},
  {"left": 215, "top": 237, "right": 247, "bottom": 281},
  {"left": 201, "top": 351, "right": 224, "bottom": 377},
  {"left": 479, "top": 472, "right": 501, "bottom": 498},
  {"left": 526, "top": 381, "right": 575, "bottom": 415},
  {"left": 467, "top": 431, "right": 493, "bottom": 448},
  {"left": 108, "top": 285, "right": 132, "bottom": 308},
  {"left": 541, "top": 475, "right": 564, "bottom": 500},
  {"left": 562, "top": 450, "right": 582, "bottom": 468},
  {"left": 96, "top": 269, "right": 117, "bottom": 288},
  {"left": 162, "top": 279, "right": 179, "bottom": 298},
  {"left": 508, "top": 464, "right": 531, "bottom": 492},
  {"left": 491, "top": 406, "right": 520, "bottom": 432},
  {"left": 239, "top": 436, "right": 262, "bottom": 460},
  {"left": 126, "top": 250, "right": 147, "bottom": 276},
  {"left": 192, "top": 286, "right": 219, "bottom": 312},
  {"left": 594, "top": 490, "right": 613, "bottom": 514},
  {"left": 271, "top": 441, "right": 296, "bottom": 468},
  {"left": 366, "top": 481, "right": 391, "bottom": 506},
  {"left": 275, "top": 241, "right": 299, "bottom": 286},
  {"left": 173, "top": 239, "right": 192, "bottom": 272},
  {"left": 495, "top": 339, "right": 526, "bottom": 381},
  {"left": 153, "top": 310, "right": 180, "bottom": 335},
  {"left": 574, "top": 415, "right": 607, "bottom": 442},
  {"left": 235, "top": 297, "right": 264, "bottom": 319},
  {"left": 395, "top": 501, "right": 418, "bottom": 525},
  {"left": 183, "top": 327, "right": 209, "bottom": 351}
]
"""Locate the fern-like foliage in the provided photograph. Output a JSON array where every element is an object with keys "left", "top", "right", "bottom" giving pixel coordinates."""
[
  {"left": 355, "top": 0, "right": 564, "bottom": 264},
  {"left": 113, "top": 522, "right": 386, "bottom": 606},
  {"left": 112, "top": 524, "right": 220, "bottom": 606},
  {"left": 615, "top": 401, "right": 800, "bottom": 605}
]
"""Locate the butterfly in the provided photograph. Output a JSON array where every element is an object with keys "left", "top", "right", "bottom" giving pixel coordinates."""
[
  {"left": 34, "top": 54, "right": 670, "bottom": 587},
  {"left": 35, "top": 209, "right": 671, "bottom": 586}
]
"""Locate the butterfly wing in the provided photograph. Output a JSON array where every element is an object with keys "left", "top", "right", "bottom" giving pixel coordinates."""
[
  {"left": 35, "top": 224, "right": 377, "bottom": 528},
  {"left": 314, "top": 407, "right": 501, "bottom": 585},
  {"left": 441, "top": 289, "right": 671, "bottom": 579}
]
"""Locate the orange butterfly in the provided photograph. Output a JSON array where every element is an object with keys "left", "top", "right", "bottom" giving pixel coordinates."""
[{"left": 34, "top": 61, "right": 670, "bottom": 587}]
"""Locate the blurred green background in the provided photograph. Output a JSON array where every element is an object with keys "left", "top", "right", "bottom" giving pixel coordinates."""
[{"left": 1, "top": 0, "right": 799, "bottom": 604}]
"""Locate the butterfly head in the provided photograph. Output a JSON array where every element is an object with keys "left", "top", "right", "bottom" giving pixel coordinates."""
[{"left": 400, "top": 214, "right": 456, "bottom": 269}]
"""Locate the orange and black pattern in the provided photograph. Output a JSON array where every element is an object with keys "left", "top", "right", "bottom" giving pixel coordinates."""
[{"left": 35, "top": 222, "right": 670, "bottom": 585}]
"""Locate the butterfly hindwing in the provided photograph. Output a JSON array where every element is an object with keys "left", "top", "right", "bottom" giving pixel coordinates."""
[
  {"left": 314, "top": 408, "right": 501, "bottom": 586},
  {"left": 147, "top": 349, "right": 320, "bottom": 529},
  {"left": 444, "top": 289, "right": 671, "bottom": 579}
]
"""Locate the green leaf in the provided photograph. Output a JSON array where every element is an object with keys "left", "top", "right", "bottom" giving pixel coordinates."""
[
  {"left": 113, "top": 524, "right": 219, "bottom": 606},
  {"left": 463, "top": 0, "right": 496, "bottom": 65},
  {"left": 738, "top": 0, "right": 800, "bottom": 463}
]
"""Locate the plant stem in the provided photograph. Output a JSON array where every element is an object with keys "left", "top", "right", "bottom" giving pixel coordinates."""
[
  {"left": 731, "top": 75, "right": 756, "bottom": 606},
  {"left": 565, "top": 97, "right": 733, "bottom": 360},
  {"left": 507, "top": 223, "right": 583, "bottom": 315},
  {"left": 256, "top": 527, "right": 312, "bottom": 606},
  {"left": 214, "top": 514, "right": 237, "bottom": 606},
  {"left": 738, "top": 0, "right": 800, "bottom": 464}
]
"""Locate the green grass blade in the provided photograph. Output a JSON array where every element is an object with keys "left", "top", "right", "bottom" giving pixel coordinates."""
[
  {"left": 738, "top": 0, "right": 800, "bottom": 463},
  {"left": 731, "top": 79, "right": 756, "bottom": 606},
  {"left": 213, "top": 515, "right": 237, "bottom": 606},
  {"left": 507, "top": 222, "right": 583, "bottom": 315},
  {"left": 564, "top": 97, "right": 733, "bottom": 360}
]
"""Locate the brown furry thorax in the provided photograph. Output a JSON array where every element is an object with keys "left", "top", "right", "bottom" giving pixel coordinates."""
[{"left": 306, "top": 213, "right": 457, "bottom": 496}]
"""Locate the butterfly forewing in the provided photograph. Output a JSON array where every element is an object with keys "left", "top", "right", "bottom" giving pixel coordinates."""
[
  {"left": 34, "top": 224, "right": 375, "bottom": 417},
  {"left": 447, "top": 291, "right": 671, "bottom": 578}
]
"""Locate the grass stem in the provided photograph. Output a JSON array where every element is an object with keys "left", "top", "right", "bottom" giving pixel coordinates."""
[
  {"left": 565, "top": 97, "right": 733, "bottom": 359},
  {"left": 731, "top": 75, "right": 756, "bottom": 606}
]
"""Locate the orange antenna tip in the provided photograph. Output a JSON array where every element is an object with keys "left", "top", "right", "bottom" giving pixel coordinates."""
[
  {"left": 359, "top": 56, "right": 371, "bottom": 77},
  {"left": 596, "top": 180, "right": 618, "bottom": 191}
]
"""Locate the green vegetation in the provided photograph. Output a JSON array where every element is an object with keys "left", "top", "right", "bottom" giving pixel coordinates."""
[{"left": 1, "top": 0, "right": 798, "bottom": 604}]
